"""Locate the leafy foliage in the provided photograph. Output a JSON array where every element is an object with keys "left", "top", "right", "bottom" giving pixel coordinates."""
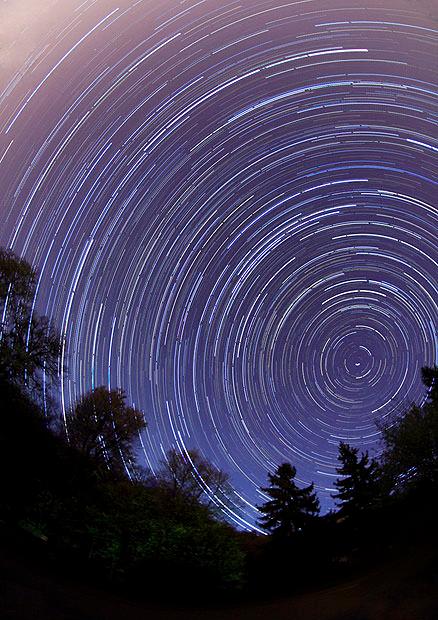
[
  {"left": 0, "top": 248, "right": 60, "bottom": 391},
  {"left": 83, "top": 481, "right": 244, "bottom": 590},
  {"left": 379, "top": 366, "right": 438, "bottom": 492},
  {"left": 0, "top": 378, "right": 244, "bottom": 594},
  {"left": 67, "top": 386, "right": 146, "bottom": 479},
  {"left": 421, "top": 365, "right": 438, "bottom": 402},
  {"left": 156, "top": 447, "right": 238, "bottom": 518}
]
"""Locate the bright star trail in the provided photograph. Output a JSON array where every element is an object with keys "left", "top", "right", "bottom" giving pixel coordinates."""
[{"left": 0, "top": 0, "right": 437, "bottom": 529}]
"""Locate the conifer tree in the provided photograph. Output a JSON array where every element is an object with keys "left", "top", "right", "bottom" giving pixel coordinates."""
[
  {"left": 332, "top": 443, "right": 380, "bottom": 518},
  {"left": 257, "top": 463, "right": 320, "bottom": 538}
]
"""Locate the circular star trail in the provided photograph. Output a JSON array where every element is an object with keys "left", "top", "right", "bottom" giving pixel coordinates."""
[{"left": 0, "top": 0, "right": 437, "bottom": 529}]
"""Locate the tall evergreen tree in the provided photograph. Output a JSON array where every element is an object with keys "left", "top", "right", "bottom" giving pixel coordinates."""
[
  {"left": 257, "top": 463, "right": 320, "bottom": 538},
  {"left": 332, "top": 442, "right": 380, "bottom": 518}
]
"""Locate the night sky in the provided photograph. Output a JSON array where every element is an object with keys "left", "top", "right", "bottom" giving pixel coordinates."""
[{"left": 0, "top": 0, "right": 437, "bottom": 530}]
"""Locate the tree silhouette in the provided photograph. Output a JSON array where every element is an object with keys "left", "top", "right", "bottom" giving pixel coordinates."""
[
  {"left": 379, "top": 366, "right": 438, "bottom": 492},
  {"left": 421, "top": 365, "right": 438, "bottom": 402},
  {"left": 332, "top": 443, "right": 380, "bottom": 519},
  {"left": 257, "top": 463, "right": 320, "bottom": 539},
  {"left": 157, "top": 448, "right": 236, "bottom": 517},
  {"left": 67, "top": 386, "right": 146, "bottom": 478},
  {"left": 0, "top": 248, "right": 60, "bottom": 390}
]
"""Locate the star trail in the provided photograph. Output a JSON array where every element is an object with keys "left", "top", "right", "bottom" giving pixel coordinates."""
[{"left": 0, "top": 0, "right": 437, "bottom": 529}]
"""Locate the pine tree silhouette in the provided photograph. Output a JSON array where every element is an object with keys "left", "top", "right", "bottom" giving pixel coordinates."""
[
  {"left": 332, "top": 443, "right": 380, "bottom": 519},
  {"left": 258, "top": 463, "right": 319, "bottom": 538}
]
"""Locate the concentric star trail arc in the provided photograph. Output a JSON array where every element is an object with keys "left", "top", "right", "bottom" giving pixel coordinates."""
[{"left": 0, "top": 0, "right": 437, "bottom": 529}]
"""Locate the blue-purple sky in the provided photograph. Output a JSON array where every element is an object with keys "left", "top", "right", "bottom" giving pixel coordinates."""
[{"left": 1, "top": 0, "right": 437, "bottom": 529}]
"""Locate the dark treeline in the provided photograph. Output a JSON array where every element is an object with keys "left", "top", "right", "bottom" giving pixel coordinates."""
[
  {"left": 1, "top": 247, "right": 437, "bottom": 606},
  {"left": 248, "top": 364, "right": 438, "bottom": 595}
]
